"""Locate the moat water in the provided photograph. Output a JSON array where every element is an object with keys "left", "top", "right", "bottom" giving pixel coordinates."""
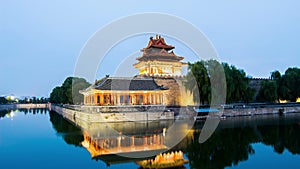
[{"left": 0, "top": 108, "right": 300, "bottom": 169}]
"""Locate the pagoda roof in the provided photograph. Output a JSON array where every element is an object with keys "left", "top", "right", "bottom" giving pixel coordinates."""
[
  {"left": 90, "top": 77, "right": 167, "bottom": 91},
  {"left": 142, "top": 35, "right": 174, "bottom": 50},
  {"left": 137, "top": 49, "right": 184, "bottom": 62}
]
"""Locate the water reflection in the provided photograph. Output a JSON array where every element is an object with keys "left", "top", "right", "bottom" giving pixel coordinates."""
[
  {"left": 49, "top": 111, "right": 83, "bottom": 146},
  {"left": 49, "top": 111, "right": 300, "bottom": 168},
  {"left": 0, "top": 108, "right": 48, "bottom": 119},
  {"left": 184, "top": 114, "right": 300, "bottom": 169}
]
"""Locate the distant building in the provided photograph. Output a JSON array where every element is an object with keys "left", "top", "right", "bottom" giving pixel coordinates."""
[{"left": 81, "top": 35, "right": 194, "bottom": 106}]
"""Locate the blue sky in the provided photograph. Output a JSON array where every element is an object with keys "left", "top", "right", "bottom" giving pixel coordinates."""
[{"left": 0, "top": 0, "right": 299, "bottom": 97}]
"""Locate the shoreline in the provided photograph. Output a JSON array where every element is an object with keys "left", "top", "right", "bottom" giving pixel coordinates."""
[
  {"left": 49, "top": 104, "right": 175, "bottom": 123},
  {"left": 222, "top": 102, "right": 300, "bottom": 117},
  {"left": 189, "top": 102, "right": 300, "bottom": 119},
  {"left": 1, "top": 102, "right": 300, "bottom": 121},
  {"left": 0, "top": 103, "right": 49, "bottom": 111}
]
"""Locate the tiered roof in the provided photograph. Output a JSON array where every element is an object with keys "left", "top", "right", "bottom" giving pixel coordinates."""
[
  {"left": 137, "top": 35, "right": 184, "bottom": 62},
  {"left": 142, "top": 35, "right": 175, "bottom": 51}
]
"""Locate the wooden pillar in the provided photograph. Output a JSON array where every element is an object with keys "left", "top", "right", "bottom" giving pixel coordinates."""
[
  {"left": 143, "top": 136, "right": 147, "bottom": 146},
  {"left": 94, "top": 94, "right": 97, "bottom": 105},
  {"left": 135, "top": 94, "right": 139, "bottom": 105},
  {"left": 157, "top": 93, "right": 160, "bottom": 104},
  {"left": 143, "top": 93, "right": 147, "bottom": 105},
  {"left": 159, "top": 93, "right": 163, "bottom": 104},
  {"left": 149, "top": 94, "right": 152, "bottom": 104},
  {"left": 109, "top": 94, "right": 113, "bottom": 105},
  {"left": 117, "top": 94, "right": 120, "bottom": 105},
  {"left": 131, "top": 136, "right": 135, "bottom": 147},
  {"left": 113, "top": 95, "right": 117, "bottom": 105},
  {"left": 123, "top": 94, "right": 126, "bottom": 105},
  {"left": 117, "top": 136, "right": 121, "bottom": 148},
  {"left": 158, "top": 93, "right": 161, "bottom": 104},
  {"left": 95, "top": 94, "right": 98, "bottom": 105},
  {"left": 100, "top": 93, "right": 104, "bottom": 106},
  {"left": 131, "top": 94, "right": 135, "bottom": 105}
]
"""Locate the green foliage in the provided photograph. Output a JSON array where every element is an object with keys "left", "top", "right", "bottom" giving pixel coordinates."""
[
  {"left": 49, "top": 111, "right": 83, "bottom": 146},
  {"left": 184, "top": 61, "right": 210, "bottom": 104},
  {"left": 222, "top": 63, "right": 255, "bottom": 103},
  {"left": 0, "top": 97, "right": 8, "bottom": 104},
  {"left": 184, "top": 60, "right": 255, "bottom": 104},
  {"left": 256, "top": 80, "right": 278, "bottom": 102},
  {"left": 278, "top": 68, "right": 300, "bottom": 102},
  {"left": 264, "top": 68, "right": 300, "bottom": 102},
  {"left": 271, "top": 70, "right": 281, "bottom": 81},
  {"left": 49, "top": 77, "right": 90, "bottom": 104},
  {"left": 206, "top": 60, "right": 226, "bottom": 105}
]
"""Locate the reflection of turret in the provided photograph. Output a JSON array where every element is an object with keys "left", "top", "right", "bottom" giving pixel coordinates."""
[
  {"left": 135, "top": 150, "right": 188, "bottom": 169},
  {"left": 82, "top": 130, "right": 167, "bottom": 158}
]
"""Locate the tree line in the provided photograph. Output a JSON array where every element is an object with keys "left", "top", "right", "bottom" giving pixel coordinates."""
[
  {"left": 48, "top": 62, "right": 299, "bottom": 105},
  {"left": 185, "top": 60, "right": 300, "bottom": 104},
  {"left": 184, "top": 60, "right": 255, "bottom": 105},
  {"left": 49, "top": 77, "right": 90, "bottom": 104},
  {"left": 257, "top": 68, "right": 300, "bottom": 102},
  {"left": 0, "top": 96, "right": 48, "bottom": 104}
]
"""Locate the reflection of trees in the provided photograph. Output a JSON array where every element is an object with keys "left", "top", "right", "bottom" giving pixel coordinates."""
[
  {"left": 184, "top": 122, "right": 300, "bottom": 169},
  {"left": 49, "top": 111, "right": 83, "bottom": 146},
  {"left": 0, "top": 108, "right": 50, "bottom": 119},
  {"left": 185, "top": 127, "right": 257, "bottom": 169},
  {"left": 0, "top": 110, "right": 10, "bottom": 118},
  {"left": 258, "top": 124, "right": 300, "bottom": 155}
]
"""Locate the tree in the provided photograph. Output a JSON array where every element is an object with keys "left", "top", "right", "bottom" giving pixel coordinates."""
[
  {"left": 184, "top": 60, "right": 255, "bottom": 105},
  {"left": 278, "top": 68, "right": 300, "bottom": 102},
  {"left": 256, "top": 80, "right": 278, "bottom": 102},
  {"left": 49, "top": 77, "right": 90, "bottom": 104},
  {"left": 205, "top": 60, "right": 227, "bottom": 105},
  {"left": 222, "top": 63, "right": 255, "bottom": 103},
  {"left": 270, "top": 70, "right": 282, "bottom": 102},
  {"left": 271, "top": 70, "right": 281, "bottom": 81},
  {"left": 184, "top": 61, "right": 210, "bottom": 104},
  {"left": 0, "top": 97, "right": 8, "bottom": 104}
]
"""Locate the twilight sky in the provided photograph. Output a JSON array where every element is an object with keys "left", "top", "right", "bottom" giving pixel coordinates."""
[{"left": 0, "top": 0, "right": 299, "bottom": 97}]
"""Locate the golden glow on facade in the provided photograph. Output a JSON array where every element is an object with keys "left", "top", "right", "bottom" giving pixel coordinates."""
[{"left": 83, "top": 90, "right": 167, "bottom": 106}]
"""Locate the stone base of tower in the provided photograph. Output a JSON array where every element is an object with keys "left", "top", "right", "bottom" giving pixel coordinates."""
[{"left": 137, "top": 75, "right": 195, "bottom": 106}]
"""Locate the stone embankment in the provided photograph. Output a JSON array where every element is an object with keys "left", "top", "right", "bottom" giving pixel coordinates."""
[
  {"left": 50, "top": 104, "right": 174, "bottom": 124},
  {"left": 221, "top": 103, "right": 300, "bottom": 117}
]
